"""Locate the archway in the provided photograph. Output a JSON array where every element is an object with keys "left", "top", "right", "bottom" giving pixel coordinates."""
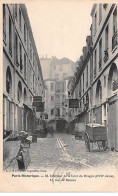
[
  {"left": 108, "top": 63, "right": 118, "bottom": 98},
  {"left": 107, "top": 63, "right": 118, "bottom": 150},
  {"left": 56, "top": 118, "right": 68, "bottom": 133}
]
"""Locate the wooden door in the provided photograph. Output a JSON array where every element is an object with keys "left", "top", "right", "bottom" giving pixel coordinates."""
[{"left": 108, "top": 99, "right": 118, "bottom": 151}]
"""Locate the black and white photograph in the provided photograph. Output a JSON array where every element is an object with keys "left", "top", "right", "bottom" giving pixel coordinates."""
[{"left": 1, "top": 0, "right": 118, "bottom": 192}]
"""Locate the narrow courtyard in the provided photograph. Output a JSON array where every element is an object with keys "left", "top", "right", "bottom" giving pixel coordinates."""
[{"left": 28, "top": 133, "right": 118, "bottom": 171}]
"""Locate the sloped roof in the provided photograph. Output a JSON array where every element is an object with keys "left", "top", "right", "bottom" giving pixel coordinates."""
[{"left": 51, "top": 57, "right": 75, "bottom": 65}]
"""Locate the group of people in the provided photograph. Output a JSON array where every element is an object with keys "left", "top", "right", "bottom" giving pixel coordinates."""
[{"left": 44, "top": 126, "right": 54, "bottom": 137}]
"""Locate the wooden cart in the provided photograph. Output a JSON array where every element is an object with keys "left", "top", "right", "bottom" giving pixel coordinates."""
[{"left": 84, "top": 123, "right": 107, "bottom": 152}]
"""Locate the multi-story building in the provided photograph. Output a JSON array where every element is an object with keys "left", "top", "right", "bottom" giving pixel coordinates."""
[
  {"left": 91, "top": 3, "right": 118, "bottom": 150},
  {"left": 3, "top": 4, "right": 44, "bottom": 137},
  {"left": 42, "top": 57, "right": 75, "bottom": 131},
  {"left": 40, "top": 55, "right": 51, "bottom": 80},
  {"left": 68, "top": 3, "right": 118, "bottom": 150}
]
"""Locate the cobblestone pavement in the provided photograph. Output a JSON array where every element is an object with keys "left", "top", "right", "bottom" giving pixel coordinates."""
[{"left": 28, "top": 133, "right": 118, "bottom": 171}]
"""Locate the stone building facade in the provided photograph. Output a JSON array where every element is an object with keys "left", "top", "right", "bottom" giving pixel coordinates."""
[
  {"left": 68, "top": 4, "right": 118, "bottom": 150},
  {"left": 3, "top": 4, "right": 44, "bottom": 136},
  {"left": 41, "top": 57, "right": 75, "bottom": 131}
]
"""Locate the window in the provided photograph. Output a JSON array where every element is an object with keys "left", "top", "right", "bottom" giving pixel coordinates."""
[
  {"left": 51, "top": 109, "right": 54, "bottom": 116},
  {"left": 3, "top": 4, "right": 6, "bottom": 41},
  {"left": 94, "top": 49, "right": 97, "bottom": 77},
  {"left": 9, "top": 17, "right": 12, "bottom": 56},
  {"left": 51, "top": 83, "right": 54, "bottom": 91},
  {"left": 15, "top": 4, "right": 17, "bottom": 20},
  {"left": 19, "top": 8, "right": 21, "bottom": 30},
  {"left": 51, "top": 96, "right": 54, "bottom": 101},
  {"left": 55, "top": 108, "right": 60, "bottom": 117},
  {"left": 112, "top": 8, "right": 117, "bottom": 50},
  {"left": 55, "top": 74, "right": 59, "bottom": 80},
  {"left": 104, "top": 104, "right": 106, "bottom": 116},
  {"left": 99, "top": 4, "right": 102, "bottom": 23},
  {"left": 30, "top": 43, "right": 32, "bottom": 60},
  {"left": 24, "top": 88, "right": 27, "bottom": 103},
  {"left": 113, "top": 8, "right": 117, "bottom": 34},
  {"left": 17, "top": 81, "right": 22, "bottom": 102},
  {"left": 33, "top": 74, "right": 35, "bottom": 90},
  {"left": 79, "top": 78, "right": 81, "bottom": 97},
  {"left": 6, "top": 67, "right": 12, "bottom": 94},
  {"left": 15, "top": 33, "right": 18, "bottom": 65},
  {"left": 96, "top": 80, "right": 102, "bottom": 103},
  {"left": 55, "top": 95, "right": 60, "bottom": 105},
  {"left": 99, "top": 38, "right": 102, "bottom": 70},
  {"left": 63, "top": 73, "right": 67, "bottom": 79},
  {"left": 33, "top": 53, "right": 35, "bottom": 65},
  {"left": 83, "top": 73, "right": 84, "bottom": 92},
  {"left": 24, "top": 24, "right": 26, "bottom": 43},
  {"left": 86, "top": 65, "right": 88, "bottom": 87},
  {"left": 104, "top": 76, "right": 106, "bottom": 87},
  {"left": 95, "top": 12, "right": 97, "bottom": 35},
  {"left": 56, "top": 82, "right": 64, "bottom": 93},
  {"left": 104, "top": 25, "right": 109, "bottom": 62},
  {"left": 53, "top": 66, "right": 56, "bottom": 70},
  {"left": 24, "top": 53, "right": 26, "bottom": 79},
  {"left": 105, "top": 25, "right": 109, "bottom": 50},
  {"left": 19, "top": 43, "right": 22, "bottom": 71}
]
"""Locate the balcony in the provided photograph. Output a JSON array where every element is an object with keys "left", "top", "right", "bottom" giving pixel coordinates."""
[
  {"left": 112, "top": 31, "right": 118, "bottom": 50},
  {"left": 112, "top": 79, "right": 118, "bottom": 91},
  {"left": 103, "top": 48, "right": 109, "bottom": 63}
]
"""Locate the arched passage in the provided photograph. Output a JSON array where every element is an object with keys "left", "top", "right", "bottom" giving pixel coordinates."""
[
  {"left": 107, "top": 63, "right": 118, "bottom": 150},
  {"left": 108, "top": 63, "right": 118, "bottom": 97}
]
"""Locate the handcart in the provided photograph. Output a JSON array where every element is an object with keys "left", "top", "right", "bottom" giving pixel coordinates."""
[{"left": 84, "top": 123, "right": 107, "bottom": 152}]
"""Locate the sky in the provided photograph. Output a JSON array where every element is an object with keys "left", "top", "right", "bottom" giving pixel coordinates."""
[{"left": 26, "top": 0, "right": 93, "bottom": 62}]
